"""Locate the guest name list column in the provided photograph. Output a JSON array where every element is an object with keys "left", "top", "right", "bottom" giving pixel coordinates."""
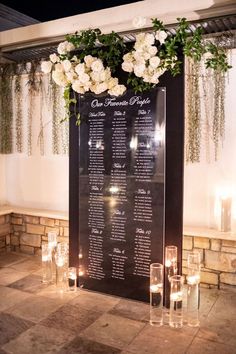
[
  {"left": 88, "top": 111, "right": 106, "bottom": 280},
  {"left": 109, "top": 110, "right": 128, "bottom": 280},
  {"left": 133, "top": 110, "right": 154, "bottom": 277}
]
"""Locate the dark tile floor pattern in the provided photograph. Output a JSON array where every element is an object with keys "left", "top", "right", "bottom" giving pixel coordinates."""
[{"left": 0, "top": 251, "right": 236, "bottom": 354}]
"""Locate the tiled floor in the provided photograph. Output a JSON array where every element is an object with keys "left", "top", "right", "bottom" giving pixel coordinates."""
[{"left": 0, "top": 251, "right": 236, "bottom": 354}]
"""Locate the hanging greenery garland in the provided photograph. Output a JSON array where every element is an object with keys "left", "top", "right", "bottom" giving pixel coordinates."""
[
  {"left": 14, "top": 65, "right": 23, "bottom": 153},
  {"left": 185, "top": 59, "right": 201, "bottom": 163},
  {"left": 0, "top": 64, "right": 14, "bottom": 154},
  {"left": 26, "top": 60, "right": 41, "bottom": 155}
]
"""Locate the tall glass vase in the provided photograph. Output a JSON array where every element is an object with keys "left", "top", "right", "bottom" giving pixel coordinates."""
[
  {"left": 150, "top": 263, "right": 163, "bottom": 326},
  {"left": 169, "top": 275, "right": 184, "bottom": 328},
  {"left": 187, "top": 251, "right": 201, "bottom": 327},
  {"left": 55, "top": 242, "right": 69, "bottom": 291},
  {"left": 164, "top": 245, "right": 178, "bottom": 308},
  {"left": 42, "top": 244, "right": 53, "bottom": 284}
]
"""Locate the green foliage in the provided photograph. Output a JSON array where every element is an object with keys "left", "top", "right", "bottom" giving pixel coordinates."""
[
  {"left": 127, "top": 74, "right": 154, "bottom": 93},
  {"left": 66, "top": 29, "right": 126, "bottom": 73}
]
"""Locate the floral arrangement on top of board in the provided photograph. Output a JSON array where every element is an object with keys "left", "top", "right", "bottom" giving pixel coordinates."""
[{"left": 41, "top": 17, "right": 231, "bottom": 124}]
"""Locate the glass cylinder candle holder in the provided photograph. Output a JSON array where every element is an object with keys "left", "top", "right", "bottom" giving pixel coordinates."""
[
  {"left": 42, "top": 243, "right": 53, "bottom": 284},
  {"left": 164, "top": 245, "right": 178, "bottom": 308},
  {"left": 150, "top": 263, "right": 163, "bottom": 326},
  {"left": 187, "top": 251, "right": 201, "bottom": 327},
  {"left": 169, "top": 275, "right": 184, "bottom": 328},
  {"left": 48, "top": 232, "right": 57, "bottom": 283},
  {"left": 55, "top": 252, "right": 68, "bottom": 291},
  {"left": 68, "top": 267, "right": 77, "bottom": 291}
]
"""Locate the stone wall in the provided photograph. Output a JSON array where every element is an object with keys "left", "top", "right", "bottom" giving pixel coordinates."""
[
  {"left": 183, "top": 235, "right": 236, "bottom": 289},
  {"left": 10, "top": 213, "right": 69, "bottom": 255},
  {"left": 0, "top": 214, "right": 10, "bottom": 251},
  {"left": 1, "top": 211, "right": 236, "bottom": 288}
]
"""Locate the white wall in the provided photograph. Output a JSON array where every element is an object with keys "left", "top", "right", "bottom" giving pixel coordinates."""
[
  {"left": 4, "top": 154, "right": 69, "bottom": 212},
  {"left": 184, "top": 48, "right": 236, "bottom": 229}
]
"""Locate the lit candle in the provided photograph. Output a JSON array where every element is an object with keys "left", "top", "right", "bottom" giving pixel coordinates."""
[
  {"left": 56, "top": 256, "right": 64, "bottom": 267},
  {"left": 170, "top": 291, "right": 183, "bottom": 302},
  {"left": 164, "top": 246, "right": 178, "bottom": 309},
  {"left": 150, "top": 283, "right": 163, "bottom": 293},
  {"left": 220, "top": 196, "right": 232, "bottom": 232},
  {"left": 187, "top": 274, "right": 200, "bottom": 285}
]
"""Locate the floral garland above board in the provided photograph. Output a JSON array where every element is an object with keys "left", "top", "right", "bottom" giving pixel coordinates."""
[
  {"left": 41, "top": 18, "right": 231, "bottom": 121},
  {"left": 40, "top": 17, "right": 231, "bottom": 163}
]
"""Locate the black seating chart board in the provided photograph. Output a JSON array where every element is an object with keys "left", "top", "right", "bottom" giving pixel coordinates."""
[{"left": 76, "top": 88, "right": 165, "bottom": 302}]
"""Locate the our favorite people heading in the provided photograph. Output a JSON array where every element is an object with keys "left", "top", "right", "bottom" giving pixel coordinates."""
[{"left": 91, "top": 96, "right": 151, "bottom": 108}]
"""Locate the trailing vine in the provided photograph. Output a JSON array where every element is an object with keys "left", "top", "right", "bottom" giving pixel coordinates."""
[
  {"left": 14, "top": 66, "right": 23, "bottom": 153},
  {"left": 26, "top": 60, "right": 41, "bottom": 155},
  {"left": 0, "top": 64, "right": 14, "bottom": 154}
]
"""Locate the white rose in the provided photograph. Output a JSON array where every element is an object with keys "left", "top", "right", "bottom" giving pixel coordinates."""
[
  {"left": 41, "top": 61, "right": 52, "bottom": 74},
  {"left": 66, "top": 42, "right": 75, "bottom": 52},
  {"left": 57, "top": 41, "right": 75, "bottom": 55},
  {"left": 143, "top": 74, "right": 152, "bottom": 83},
  {"left": 148, "top": 66, "right": 155, "bottom": 75},
  {"left": 72, "top": 80, "right": 85, "bottom": 94},
  {"left": 134, "top": 41, "right": 144, "bottom": 51},
  {"left": 108, "top": 84, "right": 126, "bottom": 97},
  {"left": 83, "top": 82, "right": 91, "bottom": 92},
  {"left": 96, "top": 82, "right": 108, "bottom": 94},
  {"left": 90, "top": 71, "right": 101, "bottom": 83},
  {"left": 100, "top": 68, "right": 111, "bottom": 82},
  {"left": 49, "top": 53, "right": 59, "bottom": 63},
  {"left": 57, "top": 41, "right": 67, "bottom": 55},
  {"left": 66, "top": 70, "right": 77, "bottom": 83},
  {"left": 62, "top": 59, "right": 72, "bottom": 72},
  {"left": 134, "top": 63, "right": 146, "bottom": 77},
  {"left": 123, "top": 52, "right": 134, "bottom": 63},
  {"left": 55, "top": 63, "right": 64, "bottom": 72},
  {"left": 107, "top": 77, "right": 119, "bottom": 90},
  {"left": 136, "top": 33, "right": 146, "bottom": 43},
  {"left": 150, "top": 74, "right": 160, "bottom": 84},
  {"left": 84, "top": 55, "right": 96, "bottom": 68},
  {"left": 52, "top": 70, "right": 68, "bottom": 87},
  {"left": 148, "top": 46, "right": 158, "bottom": 57},
  {"left": 143, "top": 51, "right": 151, "bottom": 60},
  {"left": 91, "top": 82, "right": 108, "bottom": 95},
  {"left": 91, "top": 59, "right": 104, "bottom": 72},
  {"left": 155, "top": 30, "right": 167, "bottom": 45},
  {"left": 79, "top": 72, "right": 90, "bottom": 84},
  {"left": 149, "top": 56, "right": 161, "bottom": 69},
  {"left": 75, "top": 63, "right": 85, "bottom": 75},
  {"left": 122, "top": 61, "right": 134, "bottom": 73},
  {"left": 132, "top": 16, "right": 147, "bottom": 29},
  {"left": 133, "top": 51, "right": 145, "bottom": 63},
  {"left": 144, "top": 33, "right": 155, "bottom": 46}
]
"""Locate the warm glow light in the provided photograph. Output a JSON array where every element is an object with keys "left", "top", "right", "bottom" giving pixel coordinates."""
[
  {"left": 187, "top": 274, "right": 200, "bottom": 285},
  {"left": 165, "top": 258, "right": 176, "bottom": 268},
  {"left": 96, "top": 140, "right": 104, "bottom": 149},
  {"left": 78, "top": 253, "right": 83, "bottom": 259},
  {"left": 42, "top": 255, "right": 49, "bottom": 262},
  {"left": 56, "top": 256, "right": 64, "bottom": 267},
  {"left": 79, "top": 270, "right": 84, "bottom": 276},
  {"left": 154, "top": 124, "right": 164, "bottom": 146},
  {"left": 150, "top": 284, "right": 162, "bottom": 293},
  {"left": 170, "top": 291, "right": 183, "bottom": 301},
  {"left": 130, "top": 136, "right": 138, "bottom": 150},
  {"left": 109, "top": 186, "right": 119, "bottom": 194}
]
